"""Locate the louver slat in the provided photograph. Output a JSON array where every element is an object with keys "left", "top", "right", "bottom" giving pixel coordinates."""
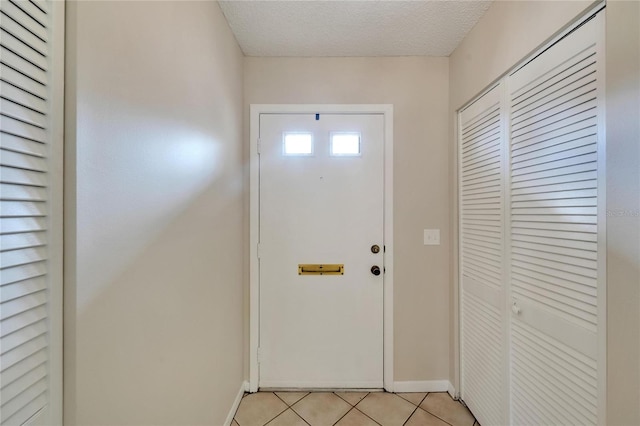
[
  {"left": 1, "top": 276, "right": 47, "bottom": 302},
  {"left": 0, "top": 11, "right": 47, "bottom": 57},
  {"left": 1, "top": 98, "right": 47, "bottom": 129},
  {"left": 1, "top": 29, "right": 48, "bottom": 73},
  {"left": 9, "top": 0, "right": 48, "bottom": 28},
  {"left": 1, "top": 45, "right": 48, "bottom": 88},
  {"left": 0, "top": 80, "right": 47, "bottom": 115},
  {"left": 1, "top": 0, "right": 48, "bottom": 41}
]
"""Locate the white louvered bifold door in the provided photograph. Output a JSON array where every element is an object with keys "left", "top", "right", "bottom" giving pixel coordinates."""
[
  {"left": 507, "top": 12, "right": 605, "bottom": 426},
  {"left": 459, "top": 84, "right": 508, "bottom": 426},
  {"left": 0, "top": 0, "right": 64, "bottom": 425}
]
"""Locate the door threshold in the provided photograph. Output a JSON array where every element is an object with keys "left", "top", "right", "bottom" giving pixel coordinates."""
[{"left": 259, "top": 387, "right": 384, "bottom": 393}]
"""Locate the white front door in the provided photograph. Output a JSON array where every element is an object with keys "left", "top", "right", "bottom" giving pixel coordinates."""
[{"left": 258, "top": 112, "right": 385, "bottom": 388}]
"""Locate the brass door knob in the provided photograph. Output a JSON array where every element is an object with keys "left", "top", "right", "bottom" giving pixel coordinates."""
[{"left": 371, "top": 265, "right": 381, "bottom": 276}]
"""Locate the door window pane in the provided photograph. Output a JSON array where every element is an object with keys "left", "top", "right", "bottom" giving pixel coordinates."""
[
  {"left": 283, "top": 132, "right": 313, "bottom": 156},
  {"left": 331, "top": 132, "right": 361, "bottom": 156}
]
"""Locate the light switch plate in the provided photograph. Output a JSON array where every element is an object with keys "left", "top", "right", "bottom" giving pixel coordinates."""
[{"left": 424, "top": 229, "right": 441, "bottom": 245}]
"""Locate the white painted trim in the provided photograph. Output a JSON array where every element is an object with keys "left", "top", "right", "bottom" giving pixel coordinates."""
[
  {"left": 451, "top": 109, "right": 461, "bottom": 402},
  {"left": 249, "top": 106, "right": 260, "bottom": 393},
  {"left": 593, "top": 10, "right": 607, "bottom": 425},
  {"left": 249, "top": 104, "right": 394, "bottom": 393},
  {"left": 382, "top": 105, "right": 394, "bottom": 393},
  {"left": 447, "top": 382, "right": 458, "bottom": 400},
  {"left": 48, "top": 1, "right": 65, "bottom": 425},
  {"left": 224, "top": 381, "right": 248, "bottom": 426},
  {"left": 455, "top": 95, "right": 464, "bottom": 403},
  {"left": 259, "top": 381, "right": 383, "bottom": 389},
  {"left": 393, "top": 381, "right": 451, "bottom": 393}
]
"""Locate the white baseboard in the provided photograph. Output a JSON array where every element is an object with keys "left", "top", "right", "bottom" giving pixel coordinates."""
[
  {"left": 224, "top": 381, "right": 248, "bottom": 426},
  {"left": 393, "top": 380, "right": 452, "bottom": 393}
]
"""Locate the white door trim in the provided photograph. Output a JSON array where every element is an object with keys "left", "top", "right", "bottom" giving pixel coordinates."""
[
  {"left": 249, "top": 104, "right": 394, "bottom": 392},
  {"left": 49, "top": 1, "right": 65, "bottom": 424}
]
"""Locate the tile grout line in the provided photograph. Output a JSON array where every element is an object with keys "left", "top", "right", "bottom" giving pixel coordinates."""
[
  {"left": 418, "top": 395, "right": 457, "bottom": 426},
  {"left": 287, "top": 407, "right": 311, "bottom": 426},
  {"left": 331, "top": 405, "right": 357, "bottom": 426},
  {"left": 272, "top": 392, "right": 289, "bottom": 407},
  {"left": 273, "top": 391, "right": 310, "bottom": 408},
  {"left": 289, "top": 393, "right": 317, "bottom": 426},
  {"left": 250, "top": 393, "right": 291, "bottom": 426},
  {"left": 332, "top": 392, "right": 353, "bottom": 406},
  {"left": 270, "top": 392, "right": 312, "bottom": 425},
  {"left": 401, "top": 396, "right": 423, "bottom": 426},
  {"left": 402, "top": 406, "right": 419, "bottom": 426},
  {"left": 418, "top": 392, "right": 429, "bottom": 406},
  {"left": 401, "top": 391, "right": 431, "bottom": 426},
  {"left": 350, "top": 393, "right": 384, "bottom": 426},
  {"left": 332, "top": 392, "right": 382, "bottom": 426},
  {"left": 280, "top": 392, "right": 313, "bottom": 426},
  {"left": 352, "top": 406, "right": 383, "bottom": 426},
  {"left": 261, "top": 406, "right": 289, "bottom": 426},
  {"left": 231, "top": 393, "right": 246, "bottom": 426},
  {"left": 289, "top": 405, "right": 312, "bottom": 426},
  {"left": 333, "top": 391, "right": 369, "bottom": 407},
  {"left": 399, "top": 392, "right": 459, "bottom": 426},
  {"left": 396, "top": 391, "right": 430, "bottom": 407}
]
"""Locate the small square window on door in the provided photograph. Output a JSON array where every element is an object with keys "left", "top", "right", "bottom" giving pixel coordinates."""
[
  {"left": 283, "top": 132, "right": 314, "bottom": 156},
  {"left": 330, "top": 132, "right": 361, "bottom": 156}
]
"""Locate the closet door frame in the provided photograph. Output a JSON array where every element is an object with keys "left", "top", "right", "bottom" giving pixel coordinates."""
[
  {"left": 49, "top": 0, "right": 65, "bottom": 423},
  {"left": 455, "top": 2, "right": 606, "bottom": 423}
]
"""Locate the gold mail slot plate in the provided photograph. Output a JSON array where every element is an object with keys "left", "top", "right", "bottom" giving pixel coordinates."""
[{"left": 298, "top": 264, "right": 344, "bottom": 275}]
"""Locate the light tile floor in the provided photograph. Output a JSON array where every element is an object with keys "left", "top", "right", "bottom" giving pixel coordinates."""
[{"left": 233, "top": 391, "right": 479, "bottom": 426}]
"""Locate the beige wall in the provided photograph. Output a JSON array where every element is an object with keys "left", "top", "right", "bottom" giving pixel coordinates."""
[
  {"left": 605, "top": 2, "right": 640, "bottom": 424},
  {"left": 449, "top": 1, "right": 640, "bottom": 424},
  {"left": 64, "top": 2, "right": 245, "bottom": 424},
  {"left": 244, "top": 57, "right": 451, "bottom": 382}
]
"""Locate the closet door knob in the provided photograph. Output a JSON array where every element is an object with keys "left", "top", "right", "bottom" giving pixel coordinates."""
[{"left": 512, "top": 303, "right": 522, "bottom": 315}]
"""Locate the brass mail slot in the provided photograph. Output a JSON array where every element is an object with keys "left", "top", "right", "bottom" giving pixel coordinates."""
[{"left": 298, "top": 264, "right": 344, "bottom": 275}]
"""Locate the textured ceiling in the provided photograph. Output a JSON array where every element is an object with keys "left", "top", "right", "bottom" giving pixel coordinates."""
[{"left": 218, "top": 0, "right": 493, "bottom": 57}]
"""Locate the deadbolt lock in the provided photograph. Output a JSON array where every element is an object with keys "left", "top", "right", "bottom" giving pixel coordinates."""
[{"left": 371, "top": 245, "right": 380, "bottom": 254}]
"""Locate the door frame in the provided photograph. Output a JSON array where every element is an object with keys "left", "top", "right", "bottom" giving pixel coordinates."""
[
  {"left": 249, "top": 104, "right": 394, "bottom": 392},
  {"left": 50, "top": 0, "right": 65, "bottom": 423}
]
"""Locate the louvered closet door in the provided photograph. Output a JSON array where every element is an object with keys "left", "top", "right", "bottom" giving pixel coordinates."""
[
  {"left": 1, "top": 0, "right": 63, "bottom": 425},
  {"left": 459, "top": 85, "right": 508, "bottom": 426},
  {"left": 507, "top": 12, "right": 604, "bottom": 426}
]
